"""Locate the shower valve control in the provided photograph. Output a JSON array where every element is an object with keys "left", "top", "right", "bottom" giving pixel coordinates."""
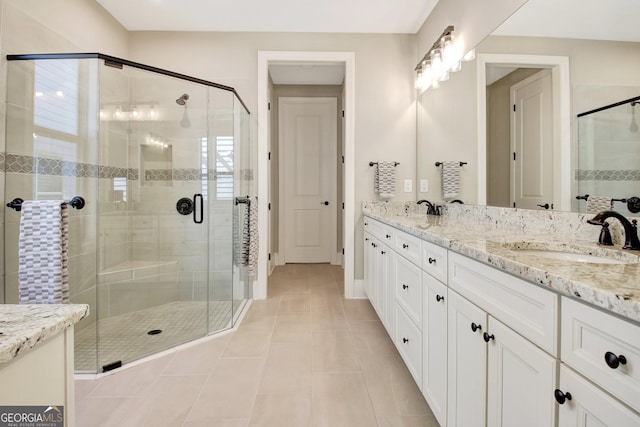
[{"left": 176, "top": 197, "right": 194, "bottom": 215}]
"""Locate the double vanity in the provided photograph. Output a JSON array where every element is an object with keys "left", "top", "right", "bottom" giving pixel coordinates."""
[{"left": 362, "top": 202, "right": 640, "bottom": 427}]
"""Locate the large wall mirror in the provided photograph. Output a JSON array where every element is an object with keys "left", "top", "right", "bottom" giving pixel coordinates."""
[{"left": 416, "top": 0, "right": 640, "bottom": 214}]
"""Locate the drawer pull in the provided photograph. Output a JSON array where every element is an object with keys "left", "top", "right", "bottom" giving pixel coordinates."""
[
  {"left": 554, "top": 389, "right": 572, "bottom": 405},
  {"left": 365, "top": 238, "right": 369, "bottom": 242},
  {"left": 381, "top": 251, "right": 386, "bottom": 255},
  {"left": 402, "top": 338, "right": 409, "bottom": 343},
  {"left": 471, "top": 323, "right": 482, "bottom": 332},
  {"left": 604, "top": 351, "right": 627, "bottom": 369},
  {"left": 402, "top": 243, "right": 409, "bottom": 249},
  {"left": 386, "top": 234, "right": 391, "bottom": 239},
  {"left": 483, "top": 332, "right": 495, "bottom": 343},
  {"left": 428, "top": 257, "right": 436, "bottom": 264},
  {"left": 436, "top": 294, "right": 445, "bottom": 302},
  {"left": 402, "top": 284, "right": 409, "bottom": 290}
]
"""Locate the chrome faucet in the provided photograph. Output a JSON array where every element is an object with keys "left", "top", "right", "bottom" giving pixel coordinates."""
[
  {"left": 588, "top": 210, "right": 640, "bottom": 250},
  {"left": 417, "top": 199, "right": 441, "bottom": 216}
]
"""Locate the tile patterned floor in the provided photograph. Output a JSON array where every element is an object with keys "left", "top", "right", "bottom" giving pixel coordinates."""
[
  {"left": 75, "top": 264, "right": 438, "bottom": 427},
  {"left": 75, "top": 301, "right": 240, "bottom": 372}
]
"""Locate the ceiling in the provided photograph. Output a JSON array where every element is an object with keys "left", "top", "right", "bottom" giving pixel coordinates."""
[{"left": 96, "top": 0, "right": 439, "bottom": 34}]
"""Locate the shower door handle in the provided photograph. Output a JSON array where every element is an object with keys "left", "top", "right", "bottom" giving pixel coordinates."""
[{"left": 193, "top": 194, "right": 203, "bottom": 224}]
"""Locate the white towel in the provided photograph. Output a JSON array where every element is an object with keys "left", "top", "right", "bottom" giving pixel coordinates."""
[
  {"left": 374, "top": 161, "right": 396, "bottom": 199},
  {"left": 441, "top": 161, "right": 461, "bottom": 200},
  {"left": 18, "top": 201, "right": 69, "bottom": 304},
  {"left": 240, "top": 196, "right": 259, "bottom": 276},
  {"left": 586, "top": 196, "right": 613, "bottom": 214}
]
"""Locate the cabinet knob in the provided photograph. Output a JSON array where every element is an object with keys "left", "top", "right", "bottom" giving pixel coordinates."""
[
  {"left": 365, "top": 222, "right": 368, "bottom": 226},
  {"left": 402, "top": 243, "right": 409, "bottom": 249},
  {"left": 381, "top": 251, "right": 386, "bottom": 255},
  {"left": 483, "top": 332, "right": 495, "bottom": 343},
  {"left": 402, "top": 338, "right": 409, "bottom": 344},
  {"left": 554, "top": 389, "right": 572, "bottom": 405},
  {"left": 471, "top": 322, "right": 482, "bottom": 332},
  {"left": 386, "top": 234, "right": 391, "bottom": 239},
  {"left": 604, "top": 351, "right": 627, "bottom": 369},
  {"left": 428, "top": 257, "right": 436, "bottom": 264},
  {"left": 402, "top": 284, "right": 409, "bottom": 290},
  {"left": 436, "top": 295, "right": 445, "bottom": 302},
  {"left": 365, "top": 238, "right": 369, "bottom": 241}
]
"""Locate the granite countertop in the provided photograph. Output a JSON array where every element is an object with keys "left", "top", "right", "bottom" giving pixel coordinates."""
[
  {"left": 0, "top": 304, "right": 89, "bottom": 363},
  {"left": 363, "top": 210, "right": 640, "bottom": 324}
]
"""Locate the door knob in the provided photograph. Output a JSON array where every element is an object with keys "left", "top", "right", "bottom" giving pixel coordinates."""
[{"left": 322, "top": 201, "right": 329, "bottom": 206}]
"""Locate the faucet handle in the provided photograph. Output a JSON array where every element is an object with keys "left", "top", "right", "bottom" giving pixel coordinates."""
[{"left": 598, "top": 222, "right": 614, "bottom": 246}]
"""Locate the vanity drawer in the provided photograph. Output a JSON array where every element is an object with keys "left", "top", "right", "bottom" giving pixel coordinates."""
[
  {"left": 394, "top": 229, "right": 422, "bottom": 266},
  {"left": 422, "top": 240, "right": 448, "bottom": 283},
  {"left": 394, "top": 254, "right": 423, "bottom": 327},
  {"left": 448, "top": 252, "right": 558, "bottom": 356},
  {"left": 561, "top": 297, "right": 640, "bottom": 413},
  {"left": 363, "top": 217, "right": 394, "bottom": 243},
  {"left": 395, "top": 304, "right": 423, "bottom": 387}
]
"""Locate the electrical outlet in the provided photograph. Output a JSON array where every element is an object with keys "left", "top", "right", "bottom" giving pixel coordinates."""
[
  {"left": 420, "top": 179, "right": 429, "bottom": 192},
  {"left": 404, "top": 179, "right": 412, "bottom": 192}
]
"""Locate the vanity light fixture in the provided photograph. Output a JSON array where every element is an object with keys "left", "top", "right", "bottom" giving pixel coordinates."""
[{"left": 415, "top": 25, "right": 475, "bottom": 93}]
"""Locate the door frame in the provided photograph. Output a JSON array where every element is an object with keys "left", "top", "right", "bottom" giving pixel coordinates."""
[
  {"left": 257, "top": 51, "right": 356, "bottom": 300},
  {"left": 476, "top": 54, "right": 570, "bottom": 211},
  {"left": 278, "top": 96, "right": 338, "bottom": 265}
]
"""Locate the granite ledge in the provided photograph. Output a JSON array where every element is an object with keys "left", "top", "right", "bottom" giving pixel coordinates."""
[{"left": 0, "top": 304, "right": 89, "bottom": 364}]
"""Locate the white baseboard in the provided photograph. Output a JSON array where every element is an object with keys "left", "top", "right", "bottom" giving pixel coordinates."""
[{"left": 349, "top": 279, "right": 367, "bottom": 299}]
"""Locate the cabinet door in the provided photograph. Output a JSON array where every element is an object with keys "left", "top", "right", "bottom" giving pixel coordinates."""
[
  {"left": 363, "top": 232, "right": 373, "bottom": 299},
  {"left": 557, "top": 364, "right": 640, "bottom": 426},
  {"left": 448, "top": 290, "right": 487, "bottom": 427},
  {"left": 423, "top": 274, "right": 448, "bottom": 427},
  {"left": 383, "top": 247, "right": 395, "bottom": 341},
  {"left": 487, "top": 317, "right": 557, "bottom": 427}
]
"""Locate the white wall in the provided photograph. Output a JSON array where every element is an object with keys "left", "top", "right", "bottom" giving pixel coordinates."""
[{"left": 128, "top": 31, "right": 417, "bottom": 281}]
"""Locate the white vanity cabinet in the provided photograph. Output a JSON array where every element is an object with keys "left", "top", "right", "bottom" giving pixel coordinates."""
[
  {"left": 422, "top": 247, "right": 448, "bottom": 427},
  {"left": 447, "top": 253, "right": 558, "bottom": 427},
  {"left": 363, "top": 218, "right": 394, "bottom": 338},
  {"left": 393, "top": 228, "right": 423, "bottom": 387},
  {"left": 361, "top": 214, "right": 640, "bottom": 427},
  {"left": 558, "top": 296, "right": 640, "bottom": 424}
]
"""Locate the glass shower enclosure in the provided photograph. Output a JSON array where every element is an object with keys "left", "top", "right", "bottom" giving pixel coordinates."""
[
  {"left": 4, "top": 53, "right": 253, "bottom": 373},
  {"left": 576, "top": 95, "right": 640, "bottom": 215}
]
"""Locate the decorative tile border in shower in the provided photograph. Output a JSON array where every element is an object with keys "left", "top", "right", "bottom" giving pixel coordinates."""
[
  {"left": 575, "top": 169, "right": 640, "bottom": 181},
  {"left": 1, "top": 153, "right": 246, "bottom": 182}
]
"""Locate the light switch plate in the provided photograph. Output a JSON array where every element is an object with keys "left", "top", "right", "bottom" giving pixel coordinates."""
[
  {"left": 404, "top": 179, "right": 412, "bottom": 192},
  {"left": 420, "top": 179, "right": 429, "bottom": 192}
]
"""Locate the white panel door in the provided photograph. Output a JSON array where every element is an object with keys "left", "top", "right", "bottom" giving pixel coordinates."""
[
  {"left": 447, "top": 290, "right": 488, "bottom": 427},
  {"left": 511, "top": 69, "right": 553, "bottom": 210},
  {"left": 487, "top": 317, "right": 557, "bottom": 427},
  {"left": 280, "top": 97, "right": 337, "bottom": 263}
]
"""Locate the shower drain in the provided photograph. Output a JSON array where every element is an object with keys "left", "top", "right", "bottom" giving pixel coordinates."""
[{"left": 147, "top": 329, "right": 163, "bottom": 335}]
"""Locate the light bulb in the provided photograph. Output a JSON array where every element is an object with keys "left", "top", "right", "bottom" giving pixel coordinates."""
[
  {"left": 131, "top": 106, "right": 139, "bottom": 119},
  {"left": 463, "top": 49, "right": 476, "bottom": 62}
]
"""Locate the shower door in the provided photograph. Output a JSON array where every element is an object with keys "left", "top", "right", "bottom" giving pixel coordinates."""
[{"left": 93, "top": 62, "right": 235, "bottom": 371}]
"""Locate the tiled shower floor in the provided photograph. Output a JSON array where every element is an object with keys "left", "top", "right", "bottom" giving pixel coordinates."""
[{"left": 75, "top": 300, "right": 244, "bottom": 372}]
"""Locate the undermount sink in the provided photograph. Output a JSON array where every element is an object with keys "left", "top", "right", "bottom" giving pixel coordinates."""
[{"left": 502, "top": 242, "right": 640, "bottom": 265}]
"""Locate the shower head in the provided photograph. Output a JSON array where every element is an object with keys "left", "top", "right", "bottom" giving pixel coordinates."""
[{"left": 176, "top": 93, "right": 189, "bottom": 106}]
